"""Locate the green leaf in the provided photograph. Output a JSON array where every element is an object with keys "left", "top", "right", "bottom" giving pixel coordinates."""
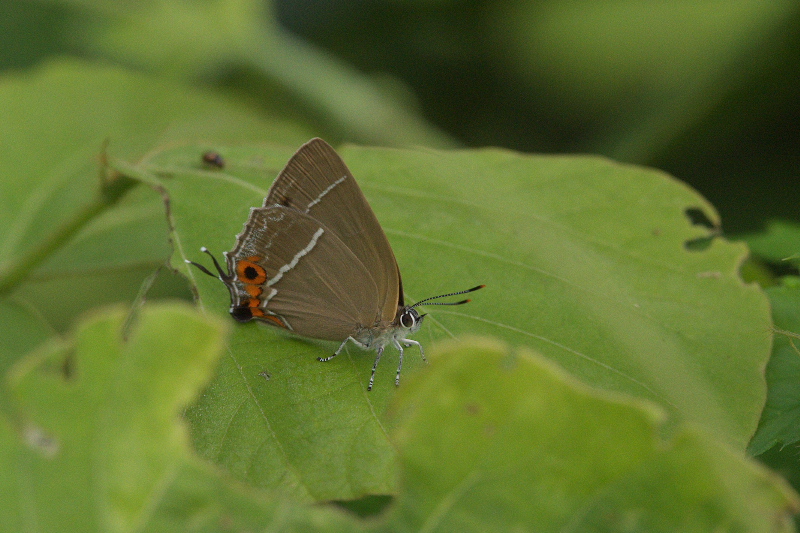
[
  {"left": 344, "top": 144, "right": 768, "bottom": 450},
  {"left": 0, "top": 302, "right": 367, "bottom": 531},
  {"left": 749, "top": 281, "right": 800, "bottom": 455},
  {"left": 3, "top": 303, "right": 226, "bottom": 530},
  {"left": 0, "top": 58, "right": 313, "bottom": 341},
  {"left": 741, "top": 220, "right": 800, "bottom": 266},
  {"left": 117, "top": 140, "right": 770, "bottom": 502},
  {"left": 387, "top": 338, "right": 799, "bottom": 532},
  {"left": 0, "top": 300, "right": 54, "bottom": 421},
  {"left": 0, "top": 300, "right": 53, "bottom": 376}
]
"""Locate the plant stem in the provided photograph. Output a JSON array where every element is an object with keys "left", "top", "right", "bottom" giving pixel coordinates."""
[{"left": 0, "top": 173, "right": 137, "bottom": 297}]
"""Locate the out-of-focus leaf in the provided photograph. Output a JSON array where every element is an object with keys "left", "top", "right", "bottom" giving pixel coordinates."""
[
  {"left": 387, "top": 338, "right": 799, "bottom": 532},
  {"left": 741, "top": 220, "right": 800, "bottom": 266},
  {"left": 0, "top": 303, "right": 367, "bottom": 532},
  {"left": 749, "top": 281, "right": 800, "bottom": 455}
]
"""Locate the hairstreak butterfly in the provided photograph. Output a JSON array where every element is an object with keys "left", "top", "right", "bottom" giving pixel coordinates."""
[{"left": 188, "top": 138, "right": 483, "bottom": 390}]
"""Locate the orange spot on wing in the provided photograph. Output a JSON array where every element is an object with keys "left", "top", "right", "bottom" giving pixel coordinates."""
[
  {"left": 262, "top": 314, "right": 288, "bottom": 329},
  {"left": 236, "top": 258, "right": 267, "bottom": 284},
  {"left": 245, "top": 285, "right": 263, "bottom": 298}
]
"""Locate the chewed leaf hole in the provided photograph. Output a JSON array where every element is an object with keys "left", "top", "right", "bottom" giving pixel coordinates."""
[
  {"left": 685, "top": 236, "right": 715, "bottom": 251},
  {"left": 685, "top": 207, "right": 718, "bottom": 230},
  {"left": 684, "top": 207, "right": 720, "bottom": 251}
]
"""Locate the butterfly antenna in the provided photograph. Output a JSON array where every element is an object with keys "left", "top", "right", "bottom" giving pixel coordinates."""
[
  {"left": 410, "top": 285, "right": 485, "bottom": 308},
  {"left": 185, "top": 247, "right": 231, "bottom": 281}
]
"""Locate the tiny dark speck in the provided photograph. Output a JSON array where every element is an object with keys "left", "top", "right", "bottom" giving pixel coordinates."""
[{"left": 202, "top": 151, "right": 225, "bottom": 169}]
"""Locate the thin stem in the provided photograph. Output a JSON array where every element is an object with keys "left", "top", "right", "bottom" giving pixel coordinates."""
[{"left": 0, "top": 173, "right": 137, "bottom": 296}]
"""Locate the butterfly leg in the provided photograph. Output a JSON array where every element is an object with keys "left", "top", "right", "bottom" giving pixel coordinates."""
[
  {"left": 368, "top": 346, "right": 385, "bottom": 391},
  {"left": 392, "top": 338, "right": 406, "bottom": 387},
  {"left": 403, "top": 339, "right": 426, "bottom": 364},
  {"left": 318, "top": 336, "right": 366, "bottom": 362}
]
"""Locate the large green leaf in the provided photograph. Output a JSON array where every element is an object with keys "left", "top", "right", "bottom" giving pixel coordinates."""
[
  {"left": 344, "top": 144, "right": 768, "bottom": 450},
  {"left": 386, "top": 338, "right": 798, "bottom": 532},
  {"left": 0, "top": 302, "right": 365, "bottom": 532},
  {"left": 116, "top": 139, "right": 770, "bottom": 502},
  {"left": 2, "top": 303, "right": 223, "bottom": 530}
]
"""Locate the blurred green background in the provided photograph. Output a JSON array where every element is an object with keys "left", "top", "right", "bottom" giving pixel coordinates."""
[
  {"left": 278, "top": 1, "right": 800, "bottom": 235},
  {"left": 2, "top": 0, "right": 798, "bottom": 235}
]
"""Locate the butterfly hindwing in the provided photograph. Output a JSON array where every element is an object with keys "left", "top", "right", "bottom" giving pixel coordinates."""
[{"left": 225, "top": 206, "right": 381, "bottom": 340}]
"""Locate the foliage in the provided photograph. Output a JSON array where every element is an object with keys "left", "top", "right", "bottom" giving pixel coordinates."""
[{"left": 1, "top": 1, "right": 799, "bottom": 531}]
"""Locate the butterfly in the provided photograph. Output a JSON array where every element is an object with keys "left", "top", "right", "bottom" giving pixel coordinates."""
[{"left": 188, "top": 138, "right": 483, "bottom": 390}]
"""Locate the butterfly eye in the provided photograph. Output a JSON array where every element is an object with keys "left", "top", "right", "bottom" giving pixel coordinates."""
[{"left": 400, "top": 308, "right": 418, "bottom": 329}]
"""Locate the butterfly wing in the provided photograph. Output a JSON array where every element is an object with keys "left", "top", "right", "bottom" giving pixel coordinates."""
[
  {"left": 264, "top": 138, "right": 402, "bottom": 321},
  {"left": 225, "top": 206, "right": 381, "bottom": 341}
]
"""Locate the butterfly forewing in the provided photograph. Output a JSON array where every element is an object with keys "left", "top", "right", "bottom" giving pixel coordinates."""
[
  {"left": 264, "top": 138, "right": 401, "bottom": 321},
  {"left": 226, "top": 206, "right": 381, "bottom": 341}
]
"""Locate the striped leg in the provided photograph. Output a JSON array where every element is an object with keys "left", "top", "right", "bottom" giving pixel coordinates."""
[
  {"left": 318, "top": 336, "right": 367, "bottom": 362},
  {"left": 392, "top": 339, "right": 406, "bottom": 386},
  {"left": 403, "top": 339, "right": 426, "bottom": 364},
  {"left": 368, "top": 346, "right": 385, "bottom": 391}
]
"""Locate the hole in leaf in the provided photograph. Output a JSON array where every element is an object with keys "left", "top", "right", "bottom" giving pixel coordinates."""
[
  {"left": 684, "top": 236, "right": 715, "bottom": 251},
  {"left": 685, "top": 207, "right": 718, "bottom": 230},
  {"left": 684, "top": 207, "right": 721, "bottom": 251}
]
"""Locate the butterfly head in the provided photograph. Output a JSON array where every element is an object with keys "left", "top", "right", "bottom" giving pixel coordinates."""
[{"left": 397, "top": 306, "right": 424, "bottom": 334}]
